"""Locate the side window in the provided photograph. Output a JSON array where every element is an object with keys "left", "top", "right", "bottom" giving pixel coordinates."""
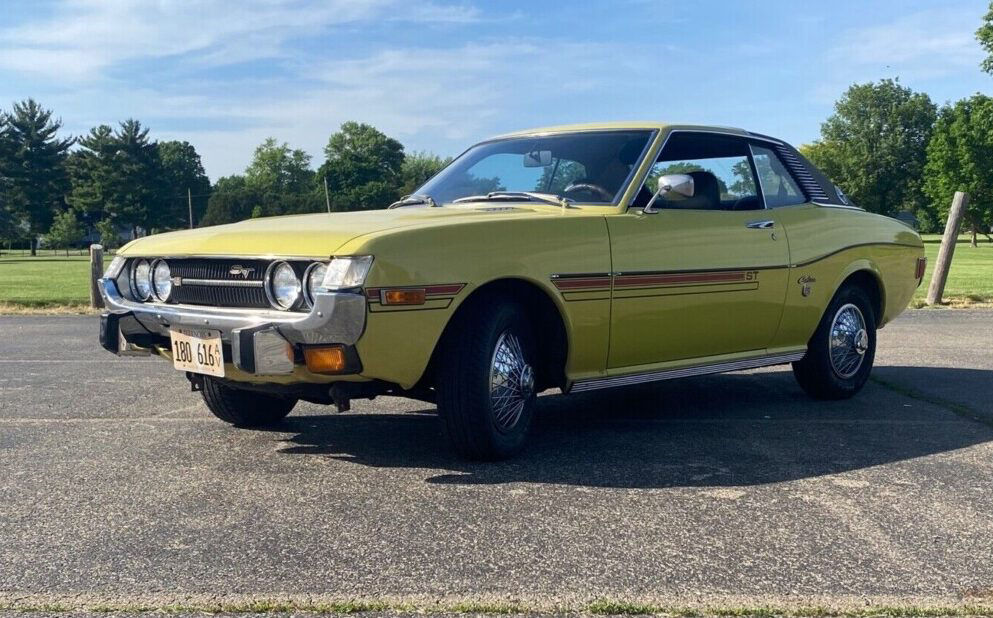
[
  {"left": 750, "top": 145, "right": 806, "bottom": 207},
  {"left": 643, "top": 133, "right": 761, "bottom": 211}
]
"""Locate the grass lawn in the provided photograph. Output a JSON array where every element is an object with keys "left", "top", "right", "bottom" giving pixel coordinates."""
[
  {"left": 913, "top": 234, "right": 993, "bottom": 306},
  {"left": 0, "top": 236, "right": 991, "bottom": 311},
  {"left": 0, "top": 252, "right": 96, "bottom": 309}
]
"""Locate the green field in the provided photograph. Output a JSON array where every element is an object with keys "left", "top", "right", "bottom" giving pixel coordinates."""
[
  {"left": 0, "top": 253, "right": 97, "bottom": 309},
  {"left": 1, "top": 237, "right": 991, "bottom": 311},
  {"left": 913, "top": 234, "right": 993, "bottom": 306}
]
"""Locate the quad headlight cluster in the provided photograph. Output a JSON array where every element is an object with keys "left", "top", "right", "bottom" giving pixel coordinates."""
[
  {"left": 266, "top": 255, "right": 373, "bottom": 311},
  {"left": 130, "top": 259, "right": 172, "bottom": 302},
  {"left": 125, "top": 255, "right": 373, "bottom": 311}
]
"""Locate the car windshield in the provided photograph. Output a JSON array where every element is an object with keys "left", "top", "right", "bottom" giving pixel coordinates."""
[{"left": 415, "top": 130, "right": 654, "bottom": 205}]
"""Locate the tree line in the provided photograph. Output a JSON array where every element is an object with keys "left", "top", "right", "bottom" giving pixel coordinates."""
[
  {"left": 3, "top": 3, "right": 993, "bottom": 253},
  {"left": 0, "top": 108, "right": 449, "bottom": 255}
]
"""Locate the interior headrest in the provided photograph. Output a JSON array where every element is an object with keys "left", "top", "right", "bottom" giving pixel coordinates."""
[{"left": 666, "top": 170, "right": 721, "bottom": 210}]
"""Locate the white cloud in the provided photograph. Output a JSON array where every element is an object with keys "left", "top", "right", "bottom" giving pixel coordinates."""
[
  {"left": 183, "top": 39, "right": 638, "bottom": 176},
  {"left": 827, "top": 8, "right": 983, "bottom": 81},
  {"left": 0, "top": 0, "right": 482, "bottom": 80}
]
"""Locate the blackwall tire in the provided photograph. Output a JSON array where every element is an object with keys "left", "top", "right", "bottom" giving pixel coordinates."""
[
  {"left": 792, "top": 284, "right": 877, "bottom": 400},
  {"left": 436, "top": 300, "right": 537, "bottom": 460},
  {"left": 200, "top": 377, "right": 297, "bottom": 427}
]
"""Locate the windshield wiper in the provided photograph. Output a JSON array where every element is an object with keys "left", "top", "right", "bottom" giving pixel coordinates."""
[
  {"left": 388, "top": 193, "right": 438, "bottom": 209},
  {"left": 452, "top": 191, "right": 573, "bottom": 208}
]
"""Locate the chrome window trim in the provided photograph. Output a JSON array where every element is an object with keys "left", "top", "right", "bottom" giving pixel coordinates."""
[
  {"left": 630, "top": 129, "right": 771, "bottom": 212},
  {"left": 748, "top": 143, "right": 809, "bottom": 209}
]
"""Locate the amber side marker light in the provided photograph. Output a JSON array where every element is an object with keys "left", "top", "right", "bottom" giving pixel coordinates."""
[
  {"left": 304, "top": 345, "right": 347, "bottom": 374},
  {"left": 381, "top": 288, "right": 426, "bottom": 306}
]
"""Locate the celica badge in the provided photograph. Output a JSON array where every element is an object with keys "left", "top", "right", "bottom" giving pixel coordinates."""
[
  {"left": 798, "top": 275, "right": 816, "bottom": 297},
  {"left": 229, "top": 265, "right": 255, "bottom": 279}
]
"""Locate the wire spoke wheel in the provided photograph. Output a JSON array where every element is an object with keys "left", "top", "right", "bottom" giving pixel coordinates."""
[
  {"left": 828, "top": 303, "right": 869, "bottom": 379},
  {"left": 488, "top": 331, "right": 535, "bottom": 432}
]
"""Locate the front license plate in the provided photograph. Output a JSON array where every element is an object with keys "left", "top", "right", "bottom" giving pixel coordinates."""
[{"left": 169, "top": 328, "right": 225, "bottom": 377}]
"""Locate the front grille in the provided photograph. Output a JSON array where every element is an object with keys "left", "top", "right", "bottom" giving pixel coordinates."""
[{"left": 169, "top": 259, "right": 272, "bottom": 309}]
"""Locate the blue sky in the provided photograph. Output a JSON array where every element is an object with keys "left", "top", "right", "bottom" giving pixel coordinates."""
[{"left": 1, "top": 0, "right": 990, "bottom": 180}]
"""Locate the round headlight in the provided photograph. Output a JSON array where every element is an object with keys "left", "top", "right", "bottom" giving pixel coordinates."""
[
  {"left": 131, "top": 259, "right": 152, "bottom": 301},
  {"left": 152, "top": 260, "right": 172, "bottom": 301},
  {"left": 266, "top": 261, "right": 301, "bottom": 310},
  {"left": 304, "top": 262, "right": 328, "bottom": 306}
]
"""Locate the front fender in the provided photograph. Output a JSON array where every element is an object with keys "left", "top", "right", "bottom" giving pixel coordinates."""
[{"left": 340, "top": 212, "right": 613, "bottom": 389}]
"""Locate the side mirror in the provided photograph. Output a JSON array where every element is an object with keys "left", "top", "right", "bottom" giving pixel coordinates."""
[{"left": 644, "top": 173, "right": 694, "bottom": 213}]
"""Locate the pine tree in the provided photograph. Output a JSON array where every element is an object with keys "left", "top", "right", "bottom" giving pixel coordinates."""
[
  {"left": 111, "top": 119, "right": 166, "bottom": 235},
  {"left": 68, "top": 125, "right": 117, "bottom": 226},
  {"left": 0, "top": 110, "right": 17, "bottom": 244},
  {"left": 4, "top": 99, "right": 74, "bottom": 254}
]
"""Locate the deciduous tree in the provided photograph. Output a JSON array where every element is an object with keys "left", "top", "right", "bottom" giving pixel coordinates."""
[
  {"left": 400, "top": 151, "right": 451, "bottom": 196},
  {"left": 924, "top": 94, "right": 993, "bottom": 247},
  {"left": 45, "top": 208, "right": 84, "bottom": 255},
  {"left": 159, "top": 140, "right": 211, "bottom": 228},
  {"left": 245, "top": 138, "right": 314, "bottom": 195},
  {"left": 317, "top": 122, "right": 405, "bottom": 211},
  {"left": 802, "top": 79, "right": 936, "bottom": 218},
  {"left": 978, "top": 1, "right": 993, "bottom": 75},
  {"left": 201, "top": 175, "right": 262, "bottom": 226}
]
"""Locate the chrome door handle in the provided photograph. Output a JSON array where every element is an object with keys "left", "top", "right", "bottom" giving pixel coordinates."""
[{"left": 745, "top": 219, "right": 775, "bottom": 229}]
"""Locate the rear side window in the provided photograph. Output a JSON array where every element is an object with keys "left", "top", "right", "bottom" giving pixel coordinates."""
[{"left": 750, "top": 145, "right": 806, "bottom": 207}]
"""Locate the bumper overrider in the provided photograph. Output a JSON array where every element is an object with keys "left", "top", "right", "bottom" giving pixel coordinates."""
[{"left": 98, "top": 277, "right": 366, "bottom": 376}]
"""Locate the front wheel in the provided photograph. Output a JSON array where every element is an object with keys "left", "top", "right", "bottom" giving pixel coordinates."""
[
  {"left": 792, "top": 284, "right": 877, "bottom": 400},
  {"left": 200, "top": 377, "right": 297, "bottom": 427},
  {"left": 437, "top": 300, "right": 537, "bottom": 460}
]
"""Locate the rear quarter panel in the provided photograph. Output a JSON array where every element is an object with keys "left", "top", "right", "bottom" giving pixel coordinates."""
[
  {"left": 771, "top": 204, "right": 923, "bottom": 349},
  {"left": 335, "top": 212, "right": 612, "bottom": 389}
]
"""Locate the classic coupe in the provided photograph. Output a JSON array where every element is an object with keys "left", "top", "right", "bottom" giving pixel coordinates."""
[{"left": 99, "top": 123, "right": 926, "bottom": 459}]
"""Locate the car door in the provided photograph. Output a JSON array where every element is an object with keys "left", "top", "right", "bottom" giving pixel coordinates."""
[{"left": 606, "top": 132, "right": 791, "bottom": 369}]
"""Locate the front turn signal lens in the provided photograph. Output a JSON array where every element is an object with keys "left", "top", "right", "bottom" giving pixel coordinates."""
[
  {"left": 303, "top": 345, "right": 347, "bottom": 374},
  {"left": 381, "top": 288, "right": 426, "bottom": 305}
]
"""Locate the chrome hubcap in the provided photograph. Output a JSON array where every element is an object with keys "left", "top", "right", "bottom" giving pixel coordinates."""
[
  {"left": 489, "top": 331, "right": 534, "bottom": 432},
  {"left": 829, "top": 303, "right": 868, "bottom": 379}
]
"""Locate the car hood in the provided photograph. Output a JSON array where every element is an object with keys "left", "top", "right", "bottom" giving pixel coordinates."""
[{"left": 117, "top": 205, "right": 557, "bottom": 258}]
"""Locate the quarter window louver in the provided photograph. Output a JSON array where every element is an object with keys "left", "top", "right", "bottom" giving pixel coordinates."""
[{"left": 773, "top": 145, "right": 830, "bottom": 202}]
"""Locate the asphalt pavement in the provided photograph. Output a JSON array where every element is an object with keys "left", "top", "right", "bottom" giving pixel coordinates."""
[{"left": 1, "top": 310, "right": 992, "bottom": 613}]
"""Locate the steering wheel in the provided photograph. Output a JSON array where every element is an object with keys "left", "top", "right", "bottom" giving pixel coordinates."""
[{"left": 563, "top": 182, "right": 614, "bottom": 202}]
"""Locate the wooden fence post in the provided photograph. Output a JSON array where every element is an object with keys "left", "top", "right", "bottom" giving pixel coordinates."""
[
  {"left": 90, "top": 244, "right": 105, "bottom": 309},
  {"left": 926, "top": 191, "right": 969, "bottom": 306}
]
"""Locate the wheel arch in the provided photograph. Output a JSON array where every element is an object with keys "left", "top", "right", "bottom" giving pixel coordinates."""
[
  {"left": 833, "top": 261, "right": 885, "bottom": 324},
  {"left": 425, "top": 277, "right": 570, "bottom": 392}
]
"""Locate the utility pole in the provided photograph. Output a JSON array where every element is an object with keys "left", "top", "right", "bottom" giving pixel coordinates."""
[
  {"left": 927, "top": 191, "right": 969, "bottom": 305},
  {"left": 323, "top": 176, "right": 332, "bottom": 214},
  {"left": 187, "top": 187, "right": 194, "bottom": 229}
]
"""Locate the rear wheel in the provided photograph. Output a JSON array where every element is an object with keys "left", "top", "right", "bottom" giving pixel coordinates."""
[
  {"left": 792, "top": 284, "right": 877, "bottom": 400},
  {"left": 200, "top": 377, "right": 297, "bottom": 427},
  {"left": 437, "top": 300, "right": 537, "bottom": 460}
]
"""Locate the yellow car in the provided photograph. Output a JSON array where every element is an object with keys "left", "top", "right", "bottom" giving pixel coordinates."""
[{"left": 99, "top": 122, "right": 926, "bottom": 459}]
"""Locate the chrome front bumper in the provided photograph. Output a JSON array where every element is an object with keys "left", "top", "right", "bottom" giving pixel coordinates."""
[{"left": 99, "top": 277, "right": 366, "bottom": 375}]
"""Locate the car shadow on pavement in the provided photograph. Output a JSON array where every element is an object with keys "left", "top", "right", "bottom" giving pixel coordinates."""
[{"left": 266, "top": 366, "right": 993, "bottom": 489}]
